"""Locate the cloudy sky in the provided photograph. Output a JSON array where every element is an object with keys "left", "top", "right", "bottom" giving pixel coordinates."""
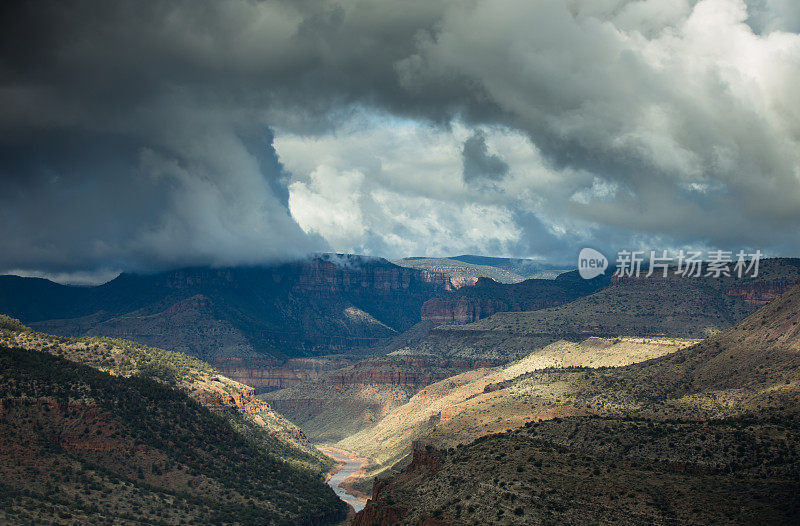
[{"left": 2, "top": 0, "right": 800, "bottom": 282}]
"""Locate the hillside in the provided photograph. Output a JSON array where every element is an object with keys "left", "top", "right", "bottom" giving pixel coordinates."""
[
  {"left": 337, "top": 337, "right": 696, "bottom": 492},
  {"left": 0, "top": 345, "right": 348, "bottom": 525},
  {"left": 572, "top": 278, "right": 800, "bottom": 411},
  {"left": 402, "top": 258, "right": 800, "bottom": 363},
  {"left": 355, "top": 420, "right": 800, "bottom": 525},
  {"left": 0, "top": 316, "right": 331, "bottom": 474},
  {"left": 352, "top": 280, "right": 800, "bottom": 524},
  {"left": 0, "top": 255, "right": 450, "bottom": 391}
]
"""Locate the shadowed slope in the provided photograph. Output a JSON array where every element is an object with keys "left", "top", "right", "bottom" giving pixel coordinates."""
[{"left": 0, "top": 346, "right": 347, "bottom": 525}]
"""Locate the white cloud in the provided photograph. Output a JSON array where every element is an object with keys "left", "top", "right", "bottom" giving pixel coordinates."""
[
  {"left": 289, "top": 166, "right": 366, "bottom": 247},
  {"left": 278, "top": 115, "right": 529, "bottom": 257}
]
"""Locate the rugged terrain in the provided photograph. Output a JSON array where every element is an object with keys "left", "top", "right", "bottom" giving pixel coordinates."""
[
  {"left": 266, "top": 259, "right": 800, "bottom": 473},
  {"left": 355, "top": 420, "right": 800, "bottom": 525},
  {"left": 420, "top": 270, "right": 609, "bottom": 324},
  {"left": 392, "top": 255, "right": 569, "bottom": 287},
  {"left": 351, "top": 280, "right": 800, "bottom": 524},
  {"left": 0, "top": 255, "right": 452, "bottom": 391},
  {"left": 337, "top": 337, "right": 697, "bottom": 492},
  {"left": 405, "top": 258, "right": 800, "bottom": 363},
  {"left": 0, "top": 315, "right": 331, "bottom": 474},
  {"left": 0, "top": 339, "right": 347, "bottom": 524},
  {"left": 261, "top": 269, "right": 614, "bottom": 442}
]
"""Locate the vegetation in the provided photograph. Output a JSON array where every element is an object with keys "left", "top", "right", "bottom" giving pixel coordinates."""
[
  {"left": 0, "top": 318, "right": 334, "bottom": 476},
  {"left": 0, "top": 345, "right": 348, "bottom": 525},
  {"left": 365, "top": 428, "right": 800, "bottom": 524}
]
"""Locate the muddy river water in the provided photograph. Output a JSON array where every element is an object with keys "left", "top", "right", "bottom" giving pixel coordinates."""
[{"left": 318, "top": 446, "right": 367, "bottom": 513}]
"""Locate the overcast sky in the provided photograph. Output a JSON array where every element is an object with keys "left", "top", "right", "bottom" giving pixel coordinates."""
[{"left": 2, "top": 0, "right": 800, "bottom": 282}]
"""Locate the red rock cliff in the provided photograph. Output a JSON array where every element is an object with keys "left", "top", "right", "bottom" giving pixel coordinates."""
[
  {"left": 291, "top": 260, "right": 452, "bottom": 297},
  {"left": 725, "top": 279, "right": 798, "bottom": 306},
  {"left": 351, "top": 442, "right": 445, "bottom": 526},
  {"left": 421, "top": 297, "right": 509, "bottom": 324}
]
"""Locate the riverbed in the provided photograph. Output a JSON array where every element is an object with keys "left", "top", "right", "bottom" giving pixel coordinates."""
[{"left": 318, "top": 446, "right": 367, "bottom": 513}]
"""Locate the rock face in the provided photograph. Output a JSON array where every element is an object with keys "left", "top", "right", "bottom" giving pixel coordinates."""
[
  {"left": 724, "top": 279, "right": 797, "bottom": 306},
  {"left": 421, "top": 296, "right": 509, "bottom": 324},
  {"left": 212, "top": 356, "right": 356, "bottom": 391},
  {"left": 1, "top": 255, "right": 451, "bottom": 391},
  {"left": 293, "top": 259, "right": 454, "bottom": 297},
  {"left": 352, "top": 442, "right": 443, "bottom": 526},
  {"left": 421, "top": 272, "right": 610, "bottom": 324}
]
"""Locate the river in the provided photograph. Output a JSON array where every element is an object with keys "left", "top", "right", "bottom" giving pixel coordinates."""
[{"left": 318, "top": 446, "right": 367, "bottom": 513}]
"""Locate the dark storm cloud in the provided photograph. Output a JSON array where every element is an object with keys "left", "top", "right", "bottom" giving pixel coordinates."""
[
  {"left": 1, "top": 0, "right": 800, "bottom": 279},
  {"left": 462, "top": 131, "right": 509, "bottom": 183}
]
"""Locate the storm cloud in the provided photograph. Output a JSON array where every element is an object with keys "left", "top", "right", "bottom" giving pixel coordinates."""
[
  {"left": 2, "top": 0, "right": 800, "bottom": 280},
  {"left": 462, "top": 131, "right": 510, "bottom": 183}
]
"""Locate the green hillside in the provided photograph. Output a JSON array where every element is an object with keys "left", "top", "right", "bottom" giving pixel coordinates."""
[{"left": 0, "top": 345, "right": 348, "bottom": 525}]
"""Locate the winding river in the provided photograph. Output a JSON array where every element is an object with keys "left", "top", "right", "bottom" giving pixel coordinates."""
[{"left": 318, "top": 446, "right": 367, "bottom": 513}]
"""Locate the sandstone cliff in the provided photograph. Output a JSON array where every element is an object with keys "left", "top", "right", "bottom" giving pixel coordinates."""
[{"left": 420, "top": 271, "right": 609, "bottom": 324}]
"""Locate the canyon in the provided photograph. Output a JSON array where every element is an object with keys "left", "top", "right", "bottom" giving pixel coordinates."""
[
  {"left": 1, "top": 256, "right": 454, "bottom": 392},
  {"left": 3, "top": 256, "right": 800, "bottom": 524},
  {"left": 349, "top": 280, "right": 800, "bottom": 524}
]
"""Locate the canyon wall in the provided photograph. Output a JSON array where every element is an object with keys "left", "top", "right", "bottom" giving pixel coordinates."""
[{"left": 213, "top": 356, "right": 357, "bottom": 392}]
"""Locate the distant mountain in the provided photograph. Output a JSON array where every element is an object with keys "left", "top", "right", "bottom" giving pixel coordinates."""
[
  {"left": 0, "top": 320, "right": 348, "bottom": 524},
  {"left": 402, "top": 258, "right": 800, "bottom": 363},
  {"left": 393, "top": 255, "right": 570, "bottom": 286},
  {"left": 0, "top": 255, "right": 451, "bottom": 391},
  {"left": 420, "top": 269, "right": 610, "bottom": 324},
  {"left": 266, "top": 259, "right": 800, "bottom": 456},
  {"left": 449, "top": 254, "right": 571, "bottom": 278}
]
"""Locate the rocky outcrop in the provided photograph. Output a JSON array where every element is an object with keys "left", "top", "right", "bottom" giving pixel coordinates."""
[
  {"left": 351, "top": 500, "right": 405, "bottom": 526},
  {"left": 408, "top": 441, "right": 444, "bottom": 472},
  {"left": 420, "top": 273, "right": 608, "bottom": 325},
  {"left": 421, "top": 296, "right": 510, "bottom": 324},
  {"left": 190, "top": 383, "right": 273, "bottom": 414},
  {"left": 725, "top": 279, "right": 798, "bottom": 306},
  {"left": 213, "top": 356, "right": 355, "bottom": 391},
  {"left": 352, "top": 442, "right": 444, "bottom": 526}
]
